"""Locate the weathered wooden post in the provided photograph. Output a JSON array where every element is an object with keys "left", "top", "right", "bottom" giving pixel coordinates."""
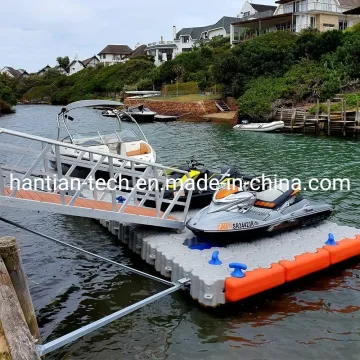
[
  {"left": 356, "top": 100, "right": 359, "bottom": 136},
  {"left": 0, "top": 237, "right": 41, "bottom": 343},
  {"left": 327, "top": 99, "right": 331, "bottom": 136},
  {"left": 0, "top": 240, "right": 40, "bottom": 360},
  {"left": 343, "top": 99, "right": 347, "bottom": 136},
  {"left": 291, "top": 108, "right": 295, "bottom": 132}
]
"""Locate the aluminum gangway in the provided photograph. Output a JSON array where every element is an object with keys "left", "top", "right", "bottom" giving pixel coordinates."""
[{"left": 0, "top": 128, "right": 193, "bottom": 229}]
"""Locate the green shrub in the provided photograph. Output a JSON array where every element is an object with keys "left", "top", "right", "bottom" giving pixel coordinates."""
[{"left": 238, "top": 77, "right": 286, "bottom": 120}]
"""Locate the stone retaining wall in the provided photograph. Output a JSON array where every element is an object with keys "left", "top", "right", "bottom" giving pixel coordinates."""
[{"left": 124, "top": 99, "right": 218, "bottom": 121}]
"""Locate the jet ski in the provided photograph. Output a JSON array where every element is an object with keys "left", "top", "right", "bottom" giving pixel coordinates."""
[
  {"left": 141, "top": 158, "right": 252, "bottom": 210},
  {"left": 186, "top": 180, "right": 333, "bottom": 240}
]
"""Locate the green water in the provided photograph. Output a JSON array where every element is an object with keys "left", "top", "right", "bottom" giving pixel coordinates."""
[{"left": 0, "top": 105, "right": 359, "bottom": 359}]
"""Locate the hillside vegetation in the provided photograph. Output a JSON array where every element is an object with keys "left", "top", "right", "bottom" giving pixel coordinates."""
[{"left": 4, "top": 25, "right": 360, "bottom": 120}]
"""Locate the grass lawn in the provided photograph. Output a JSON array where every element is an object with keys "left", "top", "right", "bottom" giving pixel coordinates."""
[{"left": 148, "top": 94, "right": 222, "bottom": 102}]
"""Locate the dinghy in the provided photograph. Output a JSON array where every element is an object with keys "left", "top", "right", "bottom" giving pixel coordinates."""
[{"left": 233, "top": 121, "right": 284, "bottom": 132}]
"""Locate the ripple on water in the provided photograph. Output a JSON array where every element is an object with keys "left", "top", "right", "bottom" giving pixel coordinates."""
[{"left": 1, "top": 105, "right": 360, "bottom": 359}]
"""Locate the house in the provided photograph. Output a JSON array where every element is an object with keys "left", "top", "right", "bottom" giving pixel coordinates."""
[
  {"left": 54, "top": 64, "right": 68, "bottom": 75},
  {"left": 66, "top": 55, "right": 100, "bottom": 75},
  {"left": 37, "top": 65, "right": 51, "bottom": 76},
  {"left": 129, "top": 44, "right": 148, "bottom": 59},
  {"left": 231, "top": 0, "right": 360, "bottom": 44},
  {"left": 98, "top": 45, "right": 133, "bottom": 66},
  {"left": 82, "top": 55, "right": 100, "bottom": 68},
  {"left": 0, "top": 66, "right": 26, "bottom": 78},
  {"left": 238, "top": 1, "right": 277, "bottom": 19},
  {"left": 146, "top": 37, "right": 178, "bottom": 66},
  {"left": 147, "top": 16, "right": 239, "bottom": 66},
  {"left": 67, "top": 59, "right": 85, "bottom": 76},
  {"left": 173, "top": 16, "right": 239, "bottom": 52},
  {"left": 18, "top": 69, "right": 29, "bottom": 78}
]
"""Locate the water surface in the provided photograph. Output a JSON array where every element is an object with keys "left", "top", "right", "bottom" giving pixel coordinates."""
[{"left": 0, "top": 105, "right": 359, "bottom": 359}]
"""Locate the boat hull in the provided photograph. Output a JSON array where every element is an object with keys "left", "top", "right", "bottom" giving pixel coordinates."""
[
  {"left": 234, "top": 121, "right": 284, "bottom": 132},
  {"left": 186, "top": 210, "right": 333, "bottom": 242},
  {"left": 122, "top": 113, "right": 156, "bottom": 123}
]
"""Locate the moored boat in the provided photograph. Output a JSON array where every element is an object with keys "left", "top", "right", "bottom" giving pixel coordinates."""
[
  {"left": 50, "top": 100, "right": 157, "bottom": 179},
  {"left": 233, "top": 121, "right": 284, "bottom": 132}
]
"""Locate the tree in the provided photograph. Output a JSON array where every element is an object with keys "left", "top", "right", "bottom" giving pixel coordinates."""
[{"left": 56, "top": 56, "right": 70, "bottom": 69}]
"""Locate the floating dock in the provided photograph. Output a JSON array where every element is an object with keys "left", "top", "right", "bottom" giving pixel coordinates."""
[{"left": 100, "top": 218, "right": 360, "bottom": 307}]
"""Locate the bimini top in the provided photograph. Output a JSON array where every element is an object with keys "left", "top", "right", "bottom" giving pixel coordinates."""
[{"left": 64, "top": 100, "right": 124, "bottom": 113}]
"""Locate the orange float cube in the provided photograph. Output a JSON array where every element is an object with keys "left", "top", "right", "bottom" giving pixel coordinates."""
[
  {"left": 225, "top": 264, "right": 285, "bottom": 303},
  {"left": 324, "top": 236, "right": 360, "bottom": 264},
  {"left": 279, "top": 249, "right": 330, "bottom": 282}
]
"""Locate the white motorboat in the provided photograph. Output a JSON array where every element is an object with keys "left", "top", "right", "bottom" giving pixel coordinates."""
[
  {"left": 51, "top": 100, "right": 157, "bottom": 178},
  {"left": 102, "top": 109, "right": 119, "bottom": 117},
  {"left": 102, "top": 105, "right": 157, "bottom": 122},
  {"left": 233, "top": 121, "right": 284, "bottom": 132}
]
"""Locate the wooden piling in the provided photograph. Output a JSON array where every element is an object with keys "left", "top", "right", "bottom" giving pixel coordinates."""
[
  {"left": 343, "top": 99, "right": 346, "bottom": 136},
  {"left": 0, "top": 321, "right": 11, "bottom": 360},
  {"left": 0, "top": 255, "right": 40, "bottom": 360},
  {"left": 0, "top": 237, "right": 40, "bottom": 343},
  {"left": 327, "top": 99, "right": 331, "bottom": 136}
]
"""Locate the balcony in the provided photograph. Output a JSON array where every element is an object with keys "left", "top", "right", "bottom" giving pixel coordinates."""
[
  {"left": 147, "top": 41, "right": 177, "bottom": 47},
  {"left": 276, "top": 1, "right": 343, "bottom": 14}
]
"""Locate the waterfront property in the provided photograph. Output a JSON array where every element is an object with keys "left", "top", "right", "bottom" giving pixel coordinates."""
[
  {"left": 146, "top": 2, "right": 276, "bottom": 67},
  {"left": 231, "top": 0, "right": 360, "bottom": 43},
  {"left": 54, "top": 64, "right": 68, "bottom": 75},
  {"left": 37, "top": 65, "right": 52, "bottom": 76},
  {"left": 0, "top": 66, "right": 29, "bottom": 79},
  {"left": 147, "top": 15, "right": 239, "bottom": 66},
  {"left": 98, "top": 44, "right": 133, "bottom": 66},
  {"left": 67, "top": 55, "right": 100, "bottom": 75}
]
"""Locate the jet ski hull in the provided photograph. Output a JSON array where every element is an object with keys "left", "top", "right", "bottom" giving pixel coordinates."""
[{"left": 186, "top": 200, "right": 333, "bottom": 241}]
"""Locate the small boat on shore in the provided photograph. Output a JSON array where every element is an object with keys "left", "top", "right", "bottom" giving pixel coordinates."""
[
  {"left": 233, "top": 121, "right": 284, "bottom": 132},
  {"left": 102, "top": 105, "right": 157, "bottom": 122}
]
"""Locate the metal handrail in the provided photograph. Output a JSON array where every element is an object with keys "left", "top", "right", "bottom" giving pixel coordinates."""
[
  {"left": 0, "top": 128, "right": 187, "bottom": 174},
  {"left": 0, "top": 128, "right": 193, "bottom": 229}
]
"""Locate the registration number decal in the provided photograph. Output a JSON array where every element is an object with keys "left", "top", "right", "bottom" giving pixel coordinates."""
[
  {"left": 217, "top": 221, "right": 259, "bottom": 231},
  {"left": 232, "top": 221, "right": 259, "bottom": 230}
]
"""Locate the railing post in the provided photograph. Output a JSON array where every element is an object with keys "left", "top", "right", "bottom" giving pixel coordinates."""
[{"left": 55, "top": 145, "right": 65, "bottom": 204}]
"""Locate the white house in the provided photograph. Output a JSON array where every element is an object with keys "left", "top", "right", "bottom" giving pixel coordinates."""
[
  {"left": 17, "top": 69, "right": 29, "bottom": 78},
  {"left": 82, "top": 55, "right": 100, "bottom": 68},
  {"left": 147, "top": 16, "right": 239, "bottom": 66},
  {"left": 97, "top": 45, "right": 133, "bottom": 66},
  {"left": 54, "top": 64, "right": 68, "bottom": 75},
  {"left": 238, "top": 1, "right": 277, "bottom": 18},
  {"left": 1, "top": 66, "right": 22, "bottom": 78},
  {"left": 67, "top": 59, "right": 84, "bottom": 76},
  {"left": 231, "top": 0, "right": 360, "bottom": 44},
  {"left": 66, "top": 55, "right": 100, "bottom": 76},
  {"left": 37, "top": 65, "right": 52, "bottom": 76}
]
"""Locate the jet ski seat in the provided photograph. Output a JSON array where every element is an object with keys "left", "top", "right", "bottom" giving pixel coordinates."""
[{"left": 255, "top": 181, "right": 295, "bottom": 209}]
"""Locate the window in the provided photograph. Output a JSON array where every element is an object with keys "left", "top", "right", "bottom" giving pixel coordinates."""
[
  {"left": 339, "top": 20, "right": 348, "bottom": 30},
  {"left": 243, "top": 11, "right": 250, "bottom": 17},
  {"left": 182, "top": 48, "right": 191, "bottom": 52},
  {"left": 294, "top": 1, "right": 300, "bottom": 12},
  {"left": 284, "top": 3, "right": 293, "bottom": 13},
  {"left": 276, "top": 21, "right": 292, "bottom": 31},
  {"left": 182, "top": 36, "right": 190, "bottom": 43},
  {"left": 101, "top": 54, "right": 106, "bottom": 59},
  {"left": 310, "top": 16, "right": 316, "bottom": 29}
]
